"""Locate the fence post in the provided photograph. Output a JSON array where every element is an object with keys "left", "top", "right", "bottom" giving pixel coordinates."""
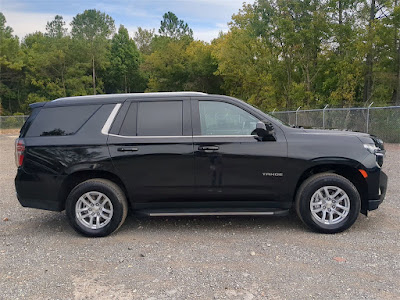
[
  {"left": 323, "top": 104, "right": 329, "bottom": 129},
  {"left": 366, "top": 102, "right": 373, "bottom": 133},
  {"left": 295, "top": 106, "right": 301, "bottom": 127}
]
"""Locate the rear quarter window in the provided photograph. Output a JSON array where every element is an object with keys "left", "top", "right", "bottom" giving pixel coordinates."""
[
  {"left": 19, "top": 107, "right": 42, "bottom": 138},
  {"left": 26, "top": 105, "right": 100, "bottom": 137}
]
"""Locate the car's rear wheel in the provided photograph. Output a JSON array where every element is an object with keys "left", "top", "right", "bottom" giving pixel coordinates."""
[
  {"left": 295, "top": 173, "right": 361, "bottom": 233},
  {"left": 66, "top": 179, "right": 128, "bottom": 237}
]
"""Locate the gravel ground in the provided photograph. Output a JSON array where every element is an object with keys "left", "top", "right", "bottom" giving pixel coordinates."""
[{"left": 0, "top": 134, "right": 399, "bottom": 300}]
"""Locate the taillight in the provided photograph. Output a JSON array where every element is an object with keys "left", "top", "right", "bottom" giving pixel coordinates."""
[{"left": 15, "top": 138, "right": 25, "bottom": 167}]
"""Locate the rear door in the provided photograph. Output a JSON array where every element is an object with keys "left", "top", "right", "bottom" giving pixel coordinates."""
[{"left": 108, "top": 97, "right": 194, "bottom": 206}]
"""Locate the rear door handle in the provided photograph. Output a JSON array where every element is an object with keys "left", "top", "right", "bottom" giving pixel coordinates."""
[
  {"left": 198, "top": 145, "right": 219, "bottom": 151},
  {"left": 117, "top": 147, "right": 138, "bottom": 152}
]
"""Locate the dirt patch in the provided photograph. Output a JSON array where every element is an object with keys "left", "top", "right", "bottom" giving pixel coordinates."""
[{"left": 0, "top": 129, "right": 20, "bottom": 135}]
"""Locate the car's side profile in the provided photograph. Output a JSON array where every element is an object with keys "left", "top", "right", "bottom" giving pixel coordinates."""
[{"left": 15, "top": 92, "right": 387, "bottom": 237}]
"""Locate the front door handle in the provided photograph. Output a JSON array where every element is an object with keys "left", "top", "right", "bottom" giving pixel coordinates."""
[
  {"left": 198, "top": 145, "right": 219, "bottom": 151},
  {"left": 117, "top": 147, "right": 139, "bottom": 152}
]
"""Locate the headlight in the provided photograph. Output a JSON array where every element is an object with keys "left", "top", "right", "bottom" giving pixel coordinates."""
[
  {"left": 363, "top": 143, "right": 385, "bottom": 157},
  {"left": 363, "top": 143, "right": 380, "bottom": 154}
]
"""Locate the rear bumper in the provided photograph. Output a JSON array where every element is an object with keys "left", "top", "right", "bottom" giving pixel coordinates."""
[
  {"left": 16, "top": 193, "right": 63, "bottom": 211},
  {"left": 15, "top": 168, "right": 64, "bottom": 212},
  {"left": 367, "top": 171, "right": 388, "bottom": 211}
]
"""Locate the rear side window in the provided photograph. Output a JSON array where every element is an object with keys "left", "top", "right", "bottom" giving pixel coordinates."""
[
  {"left": 26, "top": 105, "right": 100, "bottom": 137},
  {"left": 137, "top": 101, "right": 183, "bottom": 136},
  {"left": 119, "top": 101, "right": 183, "bottom": 136}
]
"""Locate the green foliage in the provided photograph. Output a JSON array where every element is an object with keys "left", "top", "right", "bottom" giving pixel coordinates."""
[
  {"left": 159, "top": 11, "right": 193, "bottom": 39},
  {"left": 71, "top": 9, "right": 115, "bottom": 95},
  {"left": 105, "top": 25, "right": 144, "bottom": 93},
  {"left": 45, "top": 15, "right": 67, "bottom": 38},
  {"left": 1, "top": 3, "right": 400, "bottom": 115},
  {"left": 214, "top": 0, "right": 400, "bottom": 110},
  {"left": 0, "top": 12, "right": 25, "bottom": 115},
  {"left": 0, "top": 115, "right": 25, "bottom": 129},
  {"left": 134, "top": 27, "right": 155, "bottom": 55},
  {"left": 71, "top": 9, "right": 115, "bottom": 41},
  {"left": 144, "top": 39, "right": 221, "bottom": 93}
]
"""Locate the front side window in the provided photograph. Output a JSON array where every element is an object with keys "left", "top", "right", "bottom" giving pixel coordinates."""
[{"left": 199, "top": 101, "right": 259, "bottom": 136}]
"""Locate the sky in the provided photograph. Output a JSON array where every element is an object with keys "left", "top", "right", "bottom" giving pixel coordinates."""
[{"left": 1, "top": 0, "right": 250, "bottom": 42}]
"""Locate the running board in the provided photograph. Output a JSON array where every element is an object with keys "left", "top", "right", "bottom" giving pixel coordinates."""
[{"left": 136, "top": 208, "right": 289, "bottom": 217}]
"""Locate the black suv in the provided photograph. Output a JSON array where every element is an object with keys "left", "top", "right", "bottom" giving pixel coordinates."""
[{"left": 15, "top": 92, "right": 387, "bottom": 237}]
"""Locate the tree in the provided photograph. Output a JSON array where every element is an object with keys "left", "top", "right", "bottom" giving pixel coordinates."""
[
  {"left": 106, "top": 25, "right": 143, "bottom": 93},
  {"left": 323, "top": 0, "right": 362, "bottom": 107},
  {"left": 45, "top": 15, "right": 67, "bottom": 38},
  {"left": 134, "top": 27, "right": 155, "bottom": 55},
  {"left": 391, "top": 0, "right": 400, "bottom": 104},
  {"left": 362, "top": 0, "right": 376, "bottom": 104},
  {"left": 22, "top": 31, "right": 90, "bottom": 103},
  {"left": 71, "top": 9, "right": 115, "bottom": 95},
  {"left": 0, "top": 13, "right": 25, "bottom": 114},
  {"left": 185, "top": 41, "right": 222, "bottom": 93},
  {"left": 144, "top": 39, "right": 189, "bottom": 91},
  {"left": 218, "top": 0, "right": 331, "bottom": 109},
  {"left": 2, "top": 3, "right": 400, "bottom": 115},
  {"left": 144, "top": 39, "right": 221, "bottom": 93},
  {"left": 159, "top": 11, "right": 193, "bottom": 39}
]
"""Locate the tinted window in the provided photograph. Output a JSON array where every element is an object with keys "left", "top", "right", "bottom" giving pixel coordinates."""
[
  {"left": 119, "top": 103, "right": 137, "bottom": 136},
  {"left": 137, "top": 101, "right": 183, "bottom": 136},
  {"left": 199, "top": 101, "right": 259, "bottom": 135},
  {"left": 19, "top": 107, "right": 42, "bottom": 138},
  {"left": 26, "top": 105, "right": 100, "bottom": 137}
]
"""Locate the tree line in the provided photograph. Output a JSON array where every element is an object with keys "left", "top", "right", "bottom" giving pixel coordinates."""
[{"left": 0, "top": 0, "right": 399, "bottom": 115}]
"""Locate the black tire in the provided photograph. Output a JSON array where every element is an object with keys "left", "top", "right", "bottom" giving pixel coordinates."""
[
  {"left": 295, "top": 173, "right": 361, "bottom": 234},
  {"left": 66, "top": 179, "right": 128, "bottom": 237}
]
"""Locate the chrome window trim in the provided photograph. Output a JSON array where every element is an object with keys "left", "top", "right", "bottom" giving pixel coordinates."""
[
  {"left": 103, "top": 103, "right": 257, "bottom": 138},
  {"left": 195, "top": 135, "right": 255, "bottom": 138},
  {"left": 101, "top": 103, "right": 121, "bottom": 135},
  {"left": 108, "top": 133, "right": 257, "bottom": 139}
]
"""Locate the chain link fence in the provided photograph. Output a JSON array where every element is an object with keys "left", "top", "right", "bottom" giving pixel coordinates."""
[
  {"left": 1, "top": 106, "right": 399, "bottom": 142},
  {"left": 0, "top": 115, "right": 29, "bottom": 134},
  {"left": 272, "top": 106, "right": 400, "bottom": 143}
]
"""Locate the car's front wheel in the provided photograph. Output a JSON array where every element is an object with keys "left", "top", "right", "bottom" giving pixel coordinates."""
[
  {"left": 66, "top": 179, "right": 128, "bottom": 237},
  {"left": 295, "top": 173, "right": 361, "bottom": 233}
]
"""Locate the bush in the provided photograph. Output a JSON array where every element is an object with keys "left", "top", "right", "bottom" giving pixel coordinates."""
[{"left": 0, "top": 116, "right": 26, "bottom": 129}]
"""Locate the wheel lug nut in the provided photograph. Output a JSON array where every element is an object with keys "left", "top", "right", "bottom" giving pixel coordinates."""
[
  {"left": 96, "top": 203, "right": 99, "bottom": 206},
  {"left": 323, "top": 206, "right": 326, "bottom": 209},
  {"left": 91, "top": 204, "right": 94, "bottom": 207},
  {"left": 89, "top": 208, "right": 92, "bottom": 211},
  {"left": 328, "top": 208, "right": 331, "bottom": 212},
  {"left": 332, "top": 205, "right": 336, "bottom": 209}
]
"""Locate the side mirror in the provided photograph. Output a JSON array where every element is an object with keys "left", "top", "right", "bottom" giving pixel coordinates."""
[
  {"left": 256, "top": 122, "right": 266, "bottom": 130},
  {"left": 252, "top": 121, "right": 276, "bottom": 141}
]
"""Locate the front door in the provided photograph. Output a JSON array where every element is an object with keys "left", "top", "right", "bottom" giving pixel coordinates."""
[{"left": 192, "top": 98, "right": 288, "bottom": 205}]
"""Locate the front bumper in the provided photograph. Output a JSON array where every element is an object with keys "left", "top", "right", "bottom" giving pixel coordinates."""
[{"left": 367, "top": 171, "right": 388, "bottom": 211}]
